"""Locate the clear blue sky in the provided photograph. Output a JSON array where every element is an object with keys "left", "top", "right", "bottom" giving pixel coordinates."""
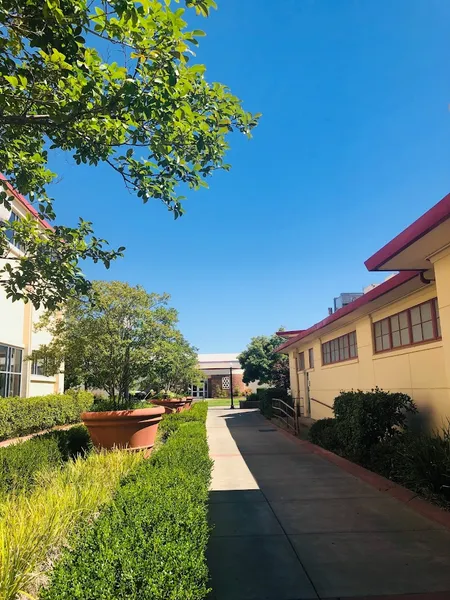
[{"left": 49, "top": 0, "right": 450, "bottom": 353}]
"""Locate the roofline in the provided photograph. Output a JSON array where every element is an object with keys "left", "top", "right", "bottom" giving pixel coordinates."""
[
  {"left": 275, "top": 271, "right": 421, "bottom": 353},
  {"left": 0, "top": 173, "right": 53, "bottom": 231},
  {"left": 276, "top": 330, "right": 305, "bottom": 337},
  {"left": 364, "top": 192, "right": 450, "bottom": 272}
]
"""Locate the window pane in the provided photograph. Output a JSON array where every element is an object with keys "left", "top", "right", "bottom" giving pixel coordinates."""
[
  {"left": 399, "top": 311, "right": 408, "bottom": 329},
  {"left": 10, "top": 348, "right": 22, "bottom": 373},
  {"left": 342, "top": 346, "right": 349, "bottom": 360},
  {"left": 420, "top": 302, "right": 432, "bottom": 322},
  {"left": 375, "top": 337, "right": 383, "bottom": 352},
  {"left": 400, "top": 328, "right": 411, "bottom": 345},
  {"left": 374, "top": 322, "right": 381, "bottom": 336},
  {"left": 392, "top": 331, "right": 401, "bottom": 347},
  {"left": 390, "top": 315, "right": 399, "bottom": 332},
  {"left": 382, "top": 334, "right": 390, "bottom": 350},
  {"left": 0, "top": 346, "right": 7, "bottom": 371},
  {"left": 0, "top": 373, "right": 6, "bottom": 397},
  {"left": 338, "top": 337, "right": 344, "bottom": 352},
  {"left": 412, "top": 323, "right": 423, "bottom": 343},
  {"left": 422, "top": 320, "right": 434, "bottom": 341},
  {"left": 9, "top": 374, "right": 21, "bottom": 397},
  {"left": 349, "top": 343, "right": 357, "bottom": 358},
  {"left": 410, "top": 306, "right": 421, "bottom": 326},
  {"left": 309, "top": 348, "right": 314, "bottom": 369},
  {"left": 381, "top": 319, "right": 390, "bottom": 335}
]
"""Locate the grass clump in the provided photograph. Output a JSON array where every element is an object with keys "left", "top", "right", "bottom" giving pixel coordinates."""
[
  {"left": 0, "top": 449, "right": 142, "bottom": 600},
  {"left": 42, "top": 406, "right": 212, "bottom": 600}
]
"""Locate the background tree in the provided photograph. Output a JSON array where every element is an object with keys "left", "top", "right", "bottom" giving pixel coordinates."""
[
  {"left": 0, "top": 0, "right": 259, "bottom": 309},
  {"left": 31, "top": 280, "right": 197, "bottom": 407},
  {"left": 238, "top": 331, "right": 290, "bottom": 391}
]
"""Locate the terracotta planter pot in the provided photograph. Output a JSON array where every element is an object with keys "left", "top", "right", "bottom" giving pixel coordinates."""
[
  {"left": 151, "top": 398, "right": 187, "bottom": 413},
  {"left": 184, "top": 397, "right": 193, "bottom": 411},
  {"left": 81, "top": 406, "right": 165, "bottom": 452}
]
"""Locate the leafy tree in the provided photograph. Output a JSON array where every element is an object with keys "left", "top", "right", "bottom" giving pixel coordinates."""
[
  {"left": 238, "top": 331, "right": 290, "bottom": 391},
  {"left": 30, "top": 280, "right": 198, "bottom": 407},
  {"left": 0, "top": 0, "right": 259, "bottom": 309}
]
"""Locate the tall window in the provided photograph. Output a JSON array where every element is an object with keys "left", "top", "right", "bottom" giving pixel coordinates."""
[
  {"left": 374, "top": 298, "right": 441, "bottom": 353},
  {"left": 308, "top": 348, "right": 314, "bottom": 369},
  {"left": 297, "top": 352, "right": 305, "bottom": 371},
  {"left": 31, "top": 359, "right": 46, "bottom": 376},
  {"left": 4, "top": 211, "right": 25, "bottom": 252},
  {"left": 322, "top": 332, "right": 357, "bottom": 365},
  {"left": 0, "top": 345, "right": 22, "bottom": 397}
]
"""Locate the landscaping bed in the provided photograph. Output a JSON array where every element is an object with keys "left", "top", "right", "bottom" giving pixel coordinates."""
[
  {"left": 308, "top": 389, "right": 450, "bottom": 509},
  {"left": 42, "top": 401, "right": 211, "bottom": 600}
]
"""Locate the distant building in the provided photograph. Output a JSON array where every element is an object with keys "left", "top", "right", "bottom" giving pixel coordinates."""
[
  {"left": 333, "top": 292, "right": 363, "bottom": 312},
  {"left": 190, "top": 353, "right": 254, "bottom": 399}
]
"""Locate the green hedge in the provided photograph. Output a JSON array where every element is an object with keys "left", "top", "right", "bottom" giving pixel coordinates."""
[
  {"left": 0, "top": 425, "right": 92, "bottom": 496},
  {"left": 0, "top": 390, "right": 93, "bottom": 441},
  {"left": 158, "top": 401, "right": 208, "bottom": 439},
  {"left": 42, "top": 403, "right": 212, "bottom": 600},
  {"left": 258, "top": 387, "right": 292, "bottom": 419}
]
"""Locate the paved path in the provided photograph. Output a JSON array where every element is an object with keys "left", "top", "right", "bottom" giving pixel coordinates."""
[{"left": 206, "top": 407, "right": 450, "bottom": 600}]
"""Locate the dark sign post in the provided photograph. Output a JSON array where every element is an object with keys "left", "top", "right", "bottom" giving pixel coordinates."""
[{"left": 229, "top": 364, "right": 234, "bottom": 409}]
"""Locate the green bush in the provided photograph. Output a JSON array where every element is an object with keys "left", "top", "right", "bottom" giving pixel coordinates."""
[
  {"left": 215, "top": 387, "right": 229, "bottom": 399},
  {"left": 308, "top": 418, "right": 341, "bottom": 453},
  {"left": 0, "top": 426, "right": 92, "bottom": 496},
  {"left": 333, "top": 388, "right": 417, "bottom": 462},
  {"left": 43, "top": 412, "right": 213, "bottom": 600},
  {"left": 158, "top": 401, "right": 208, "bottom": 439},
  {"left": 0, "top": 390, "right": 93, "bottom": 441}
]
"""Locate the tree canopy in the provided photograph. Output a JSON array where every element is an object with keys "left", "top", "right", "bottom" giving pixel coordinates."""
[
  {"left": 0, "top": 0, "right": 259, "bottom": 308},
  {"left": 238, "top": 331, "right": 290, "bottom": 391},
  {"left": 30, "top": 280, "right": 200, "bottom": 407}
]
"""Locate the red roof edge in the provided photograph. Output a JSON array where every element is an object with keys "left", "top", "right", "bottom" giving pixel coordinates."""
[
  {"left": 364, "top": 192, "right": 450, "bottom": 272},
  {"left": 276, "top": 330, "right": 305, "bottom": 338},
  {"left": 0, "top": 173, "right": 53, "bottom": 231},
  {"left": 275, "top": 271, "right": 421, "bottom": 353}
]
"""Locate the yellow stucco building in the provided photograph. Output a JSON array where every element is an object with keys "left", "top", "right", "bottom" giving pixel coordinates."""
[
  {"left": 0, "top": 175, "right": 64, "bottom": 397},
  {"left": 277, "top": 192, "right": 450, "bottom": 428}
]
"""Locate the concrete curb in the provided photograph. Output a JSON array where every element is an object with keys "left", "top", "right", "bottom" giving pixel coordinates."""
[{"left": 268, "top": 418, "right": 450, "bottom": 531}]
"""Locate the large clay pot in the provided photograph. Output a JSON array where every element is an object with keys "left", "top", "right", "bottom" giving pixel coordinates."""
[
  {"left": 184, "top": 397, "right": 193, "bottom": 411},
  {"left": 151, "top": 398, "right": 187, "bottom": 413},
  {"left": 81, "top": 406, "right": 165, "bottom": 452}
]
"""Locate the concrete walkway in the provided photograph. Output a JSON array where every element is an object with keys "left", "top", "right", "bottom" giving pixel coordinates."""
[{"left": 206, "top": 407, "right": 450, "bottom": 600}]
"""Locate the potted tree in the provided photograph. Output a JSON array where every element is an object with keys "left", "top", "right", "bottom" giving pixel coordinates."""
[{"left": 30, "top": 281, "right": 198, "bottom": 452}]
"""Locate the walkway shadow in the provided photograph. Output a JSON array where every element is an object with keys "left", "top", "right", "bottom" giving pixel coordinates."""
[{"left": 206, "top": 409, "right": 450, "bottom": 600}]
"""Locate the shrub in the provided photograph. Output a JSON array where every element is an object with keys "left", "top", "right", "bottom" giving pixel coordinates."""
[
  {"left": 258, "top": 387, "right": 292, "bottom": 418},
  {"left": 0, "top": 390, "right": 93, "bottom": 441},
  {"left": 0, "top": 449, "right": 141, "bottom": 600},
  {"left": 43, "top": 414, "right": 213, "bottom": 600},
  {"left": 215, "top": 387, "right": 229, "bottom": 399},
  {"left": 0, "top": 426, "right": 91, "bottom": 496},
  {"left": 333, "top": 388, "right": 417, "bottom": 462},
  {"left": 308, "top": 418, "right": 341, "bottom": 452},
  {"left": 158, "top": 401, "right": 208, "bottom": 439},
  {"left": 246, "top": 392, "right": 259, "bottom": 403}
]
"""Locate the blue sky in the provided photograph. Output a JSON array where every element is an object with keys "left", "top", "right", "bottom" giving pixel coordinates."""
[{"left": 49, "top": 0, "right": 450, "bottom": 353}]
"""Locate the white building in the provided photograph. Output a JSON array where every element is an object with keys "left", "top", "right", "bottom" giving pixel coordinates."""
[
  {"left": 190, "top": 353, "right": 259, "bottom": 398},
  {"left": 0, "top": 175, "right": 64, "bottom": 397}
]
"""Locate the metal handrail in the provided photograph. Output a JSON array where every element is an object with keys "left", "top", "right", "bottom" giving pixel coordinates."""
[{"left": 272, "top": 398, "right": 298, "bottom": 435}]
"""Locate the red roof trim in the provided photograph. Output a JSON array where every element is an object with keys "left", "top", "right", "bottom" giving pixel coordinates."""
[
  {"left": 276, "top": 330, "right": 305, "bottom": 337},
  {"left": 275, "top": 271, "right": 421, "bottom": 353},
  {"left": 0, "top": 173, "right": 53, "bottom": 231},
  {"left": 364, "top": 192, "right": 450, "bottom": 272}
]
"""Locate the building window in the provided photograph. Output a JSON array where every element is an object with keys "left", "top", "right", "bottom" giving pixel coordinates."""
[
  {"left": 308, "top": 348, "right": 314, "bottom": 369},
  {"left": 0, "top": 344, "right": 23, "bottom": 397},
  {"left": 373, "top": 298, "right": 441, "bottom": 353},
  {"left": 297, "top": 351, "right": 305, "bottom": 371},
  {"left": 221, "top": 376, "right": 230, "bottom": 390},
  {"left": 4, "top": 211, "right": 25, "bottom": 252},
  {"left": 31, "top": 359, "right": 46, "bottom": 376},
  {"left": 322, "top": 331, "right": 357, "bottom": 365}
]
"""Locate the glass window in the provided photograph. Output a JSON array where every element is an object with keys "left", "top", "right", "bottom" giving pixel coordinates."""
[
  {"left": 297, "top": 352, "right": 305, "bottom": 371},
  {"left": 31, "top": 359, "right": 46, "bottom": 376},
  {"left": 322, "top": 332, "right": 357, "bottom": 365},
  {"left": 373, "top": 298, "right": 440, "bottom": 354},
  {"left": 5, "top": 211, "right": 25, "bottom": 252},
  {"left": 308, "top": 348, "right": 314, "bottom": 369},
  {"left": 0, "top": 345, "right": 22, "bottom": 397}
]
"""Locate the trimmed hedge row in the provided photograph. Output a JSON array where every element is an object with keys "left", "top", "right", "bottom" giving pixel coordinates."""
[
  {"left": 0, "top": 390, "right": 93, "bottom": 441},
  {"left": 43, "top": 402, "right": 212, "bottom": 600},
  {"left": 0, "top": 425, "right": 92, "bottom": 496},
  {"left": 258, "top": 387, "right": 292, "bottom": 418},
  {"left": 158, "top": 401, "right": 208, "bottom": 438}
]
